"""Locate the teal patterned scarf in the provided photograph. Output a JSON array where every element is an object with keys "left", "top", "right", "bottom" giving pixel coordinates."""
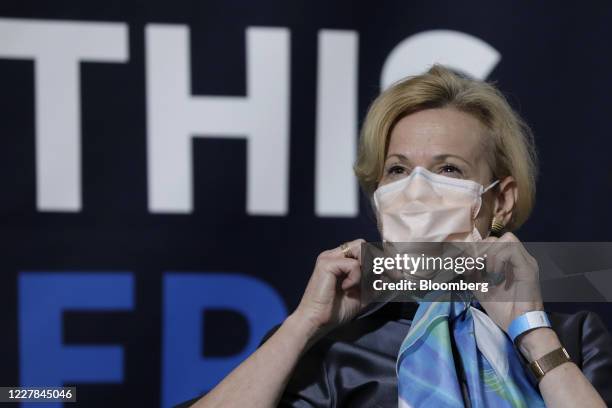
[{"left": 397, "top": 296, "right": 545, "bottom": 407}]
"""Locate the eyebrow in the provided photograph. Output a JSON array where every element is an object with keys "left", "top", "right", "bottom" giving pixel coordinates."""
[{"left": 385, "top": 153, "right": 471, "bottom": 166}]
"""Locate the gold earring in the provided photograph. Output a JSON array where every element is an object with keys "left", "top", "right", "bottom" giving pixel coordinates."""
[{"left": 491, "top": 217, "right": 505, "bottom": 236}]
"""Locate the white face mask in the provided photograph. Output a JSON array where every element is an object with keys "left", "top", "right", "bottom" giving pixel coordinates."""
[{"left": 373, "top": 166, "right": 499, "bottom": 242}]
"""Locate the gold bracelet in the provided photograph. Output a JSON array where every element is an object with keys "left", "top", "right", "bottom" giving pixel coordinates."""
[{"left": 529, "top": 346, "right": 571, "bottom": 382}]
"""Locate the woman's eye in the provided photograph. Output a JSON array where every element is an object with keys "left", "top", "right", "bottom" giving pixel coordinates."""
[
  {"left": 439, "top": 164, "right": 462, "bottom": 175},
  {"left": 387, "top": 165, "right": 406, "bottom": 175}
]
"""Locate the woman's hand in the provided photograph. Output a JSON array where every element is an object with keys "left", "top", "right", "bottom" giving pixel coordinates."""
[
  {"left": 194, "top": 239, "right": 367, "bottom": 408},
  {"left": 472, "top": 232, "right": 556, "bottom": 361},
  {"left": 291, "top": 238, "right": 367, "bottom": 337},
  {"left": 471, "top": 233, "right": 607, "bottom": 407},
  {"left": 472, "top": 232, "right": 544, "bottom": 332}
]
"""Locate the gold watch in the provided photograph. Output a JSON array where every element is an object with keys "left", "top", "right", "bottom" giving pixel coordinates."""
[{"left": 529, "top": 346, "right": 571, "bottom": 382}]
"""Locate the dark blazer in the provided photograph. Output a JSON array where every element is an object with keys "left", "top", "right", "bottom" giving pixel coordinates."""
[{"left": 176, "top": 302, "right": 612, "bottom": 407}]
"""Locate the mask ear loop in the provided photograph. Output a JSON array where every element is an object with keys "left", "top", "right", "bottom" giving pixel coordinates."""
[
  {"left": 480, "top": 180, "right": 501, "bottom": 239},
  {"left": 482, "top": 179, "right": 500, "bottom": 194},
  {"left": 474, "top": 179, "right": 500, "bottom": 224}
]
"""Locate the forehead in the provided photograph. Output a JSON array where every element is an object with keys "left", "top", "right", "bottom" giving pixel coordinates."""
[{"left": 387, "top": 108, "right": 487, "bottom": 160}]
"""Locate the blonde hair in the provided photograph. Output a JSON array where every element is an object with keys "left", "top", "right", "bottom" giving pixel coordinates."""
[{"left": 354, "top": 64, "right": 538, "bottom": 231}]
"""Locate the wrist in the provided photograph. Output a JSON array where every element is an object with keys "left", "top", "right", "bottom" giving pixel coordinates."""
[
  {"left": 517, "top": 327, "right": 562, "bottom": 362},
  {"left": 284, "top": 311, "right": 326, "bottom": 343},
  {"left": 507, "top": 309, "right": 548, "bottom": 342}
]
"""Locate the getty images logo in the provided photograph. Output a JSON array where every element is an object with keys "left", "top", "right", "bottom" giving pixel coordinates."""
[{"left": 0, "top": 18, "right": 500, "bottom": 216}]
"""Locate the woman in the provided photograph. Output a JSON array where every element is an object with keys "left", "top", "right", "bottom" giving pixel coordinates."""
[{"left": 182, "top": 65, "right": 612, "bottom": 407}]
